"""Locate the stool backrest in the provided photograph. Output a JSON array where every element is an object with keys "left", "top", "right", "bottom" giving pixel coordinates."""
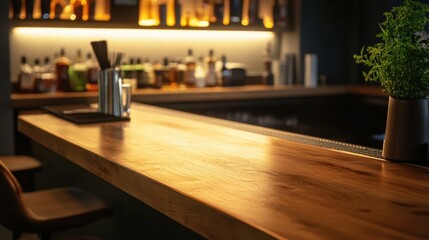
[{"left": 0, "top": 161, "right": 35, "bottom": 232}]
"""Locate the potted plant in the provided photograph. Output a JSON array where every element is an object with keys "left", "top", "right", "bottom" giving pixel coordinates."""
[{"left": 354, "top": 0, "right": 429, "bottom": 163}]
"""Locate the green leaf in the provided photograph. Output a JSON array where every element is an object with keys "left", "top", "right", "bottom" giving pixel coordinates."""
[{"left": 354, "top": 0, "right": 429, "bottom": 99}]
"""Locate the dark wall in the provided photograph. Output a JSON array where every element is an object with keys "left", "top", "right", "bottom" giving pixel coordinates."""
[
  {"left": 0, "top": 1, "right": 14, "bottom": 154},
  {"left": 300, "top": 0, "right": 352, "bottom": 85},
  {"left": 299, "top": 0, "right": 403, "bottom": 85},
  {"left": 348, "top": 0, "right": 392, "bottom": 85}
]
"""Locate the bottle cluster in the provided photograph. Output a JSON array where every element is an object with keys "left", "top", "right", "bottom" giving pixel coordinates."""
[
  {"left": 15, "top": 48, "right": 234, "bottom": 93},
  {"left": 121, "top": 49, "right": 230, "bottom": 89},
  {"left": 9, "top": 0, "right": 110, "bottom": 21},
  {"left": 139, "top": 0, "right": 290, "bottom": 29},
  {"left": 17, "top": 48, "right": 98, "bottom": 93},
  {"left": 9, "top": 0, "right": 290, "bottom": 29}
]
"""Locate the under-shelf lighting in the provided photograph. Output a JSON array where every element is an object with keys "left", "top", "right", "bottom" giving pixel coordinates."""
[{"left": 12, "top": 27, "right": 274, "bottom": 41}]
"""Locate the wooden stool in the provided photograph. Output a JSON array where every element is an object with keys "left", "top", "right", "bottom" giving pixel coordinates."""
[
  {"left": 0, "top": 161, "right": 113, "bottom": 240},
  {"left": 0, "top": 155, "right": 43, "bottom": 192}
]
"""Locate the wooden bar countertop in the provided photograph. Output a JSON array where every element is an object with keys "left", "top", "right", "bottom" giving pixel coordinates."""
[{"left": 18, "top": 103, "right": 428, "bottom": 240}]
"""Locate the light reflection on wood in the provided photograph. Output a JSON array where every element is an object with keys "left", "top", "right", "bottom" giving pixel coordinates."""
[{"left": 18, "top": 103, "right": 429, "bottom": 240}]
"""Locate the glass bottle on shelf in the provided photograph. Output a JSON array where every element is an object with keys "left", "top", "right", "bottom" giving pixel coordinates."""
[
  {"left": 262, "top": 43, "right": 274, "bottom": 85},
  {"left": 166, "top": 0, "right": 175, "bottom": 26},
  {"left": 50, "top": 0, "right": 67, "bottom": 19},
  {"left": 121, "top": 58, "right": 138, "bottom": 90},
  {"left": 168, "top": 58, "right": 178, "bottom": 87},
  {"left": 71, "top": 0, "right": 90, "bottom": 21},
  {"left": 94, "top": 0, "right": 111, "bottom": 21},
  {"left": 68, "top": 49, "right": 88, "bottom": 91},
  {"left": 241, "top": 0, "right": 249, "bottom": 26},
  {"left": 159, "top": 1, "right": 167, "bottom": 26},
  {"left": 181, "top": 10, "right": 190, "bottom": 26},
  {"left": 213, "top": 0, "right": 224, "bottom": 25},
  {"left": 242, "top": 0, "right": 260, "bottom": 26},
  {"left": 33, "top": 0, "right": 42, "bottom": 19},
  {"left": 195, "top": 55, "right": 206, "bottom": 87},
  {"left": 121, "top": 58, "right": 134, "bottom": 79},
  {"left": 32, "top": 58, "right": 43, "bottom": 90},
  {"left": 41, "top": 0, "right": 50, "bottom": 19},
  {"left": 60, "top": 1, "right": 75, "bottom": 20},
  {"left": 176, "top": 58, "right": 186, "bottom": 86},
  {"left": 183, "top": 49, "right": 196, "bottom": 87},
  {"left": 55, "top": 48, "right": 71, "bottom": 92},
  {"left": 205, "top": 49, "right": 217, "bottom": 87},
  {"left": 43, "top": 56, "right": 56, "bottom": 74},
  {"left": 273, "top": 0, "right": 288, "bottom": 27},
  {"left": 160, "top": 57, "right": 170, "bottom": 85},
  {"left": 209, "top": 0, "right": 217, "bottom": 23},
  {"left": 134, "top": 58, "right": 144, "bottom": 89},
  {"left": 25, "top": 0, "right": 34, "bottom": 19},
  {"left": 229, "top": 0, "right": 242, "bottom": 24},
  {"left": 174, "top": 0, "right": 182, "bottom": 26},
  {"left": 85, "top": 53, "right": 99, "bottom": 92},
  {"left": 18, "top": 56, "right": 35, "bottom": 93},
  {"left": 220, "top": 54, "right": 231, "bottom": 86},
  {"left": 36, "top": 57, "right": 57, "bottom": 93},
  {"left": 178, "top": 0, "right": 195, "bottom": 26},
  {"left": 153, "top": 60, "right": 164, "bottom": 89},
  {"left": 19, "top": 0, "right": 27, "bottom": 19},
  {"left": 143, "top": 58, "right": 156, "bottom": 88},
  {"left": 194, "top": 0, "right": 211, "bottom": 27},
  {"left": 259, "top": 0, "right": 274, "bottom": 29},
  {"left": 139, "top": 0, "right": 160, "bottom": 26},
  {"left": 223, "top": 0, "right": 230, "bottom": 25},
  {"left": 248, "top": 0, "right": 260, "bottom": 25}
]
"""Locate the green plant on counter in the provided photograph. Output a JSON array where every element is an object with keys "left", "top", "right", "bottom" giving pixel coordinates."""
[{"left": 354, "top": 0, "right": 429, "bottom": 99}]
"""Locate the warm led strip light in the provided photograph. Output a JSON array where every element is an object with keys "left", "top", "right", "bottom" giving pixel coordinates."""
[{"left": 12, "top": 27, "right": 275, "bottom": 41}]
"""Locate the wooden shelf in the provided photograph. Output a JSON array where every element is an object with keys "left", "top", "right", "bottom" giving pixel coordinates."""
[
  {"left": 9, "top": 18, "right": 291, "bottom": 32},
  {"left": 10, "top": 85, "right": 387, "bottom": 109}
]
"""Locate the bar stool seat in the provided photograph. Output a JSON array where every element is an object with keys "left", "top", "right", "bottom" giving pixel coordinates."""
[
  {"left": 0, "top": 155, "right": 43, "bottom": 192},
  {"left": 0, "top": 161, "right": 113, "bottom": 240},
  {"left": 0, "top": 155, "right": 43, "bottom": 173},
  {"left": 23, "top": 188, "right": 112, "bottom": 233}
]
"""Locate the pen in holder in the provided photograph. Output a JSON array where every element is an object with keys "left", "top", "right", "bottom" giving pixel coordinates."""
[
  {"left": 98, "top": 68, "right": 125, "bottom": 118},
  {"left": 91, "top": 40, "right": 128, "bottom": 118}
]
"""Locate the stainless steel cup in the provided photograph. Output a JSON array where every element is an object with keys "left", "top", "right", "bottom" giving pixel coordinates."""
[{"left": 98, "top": 68, "right": 123, "bottom": 117}]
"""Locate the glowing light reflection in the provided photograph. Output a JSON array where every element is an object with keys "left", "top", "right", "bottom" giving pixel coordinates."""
[{"left": 12, "top": 27, "right": 274, "bottom": 41}]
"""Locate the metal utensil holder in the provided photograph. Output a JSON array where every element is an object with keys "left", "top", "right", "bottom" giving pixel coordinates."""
[{"left": 98, "top": 68, "right": 123, "bottom": 117}]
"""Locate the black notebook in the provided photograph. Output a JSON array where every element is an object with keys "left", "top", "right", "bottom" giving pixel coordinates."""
[{"left": 42, "top": 105, "right": 130, "bottom": 124}]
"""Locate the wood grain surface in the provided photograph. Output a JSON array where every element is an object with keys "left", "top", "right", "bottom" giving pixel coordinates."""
[{"left": 18, "top": 103, "right": 428, "bottom": 240}]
